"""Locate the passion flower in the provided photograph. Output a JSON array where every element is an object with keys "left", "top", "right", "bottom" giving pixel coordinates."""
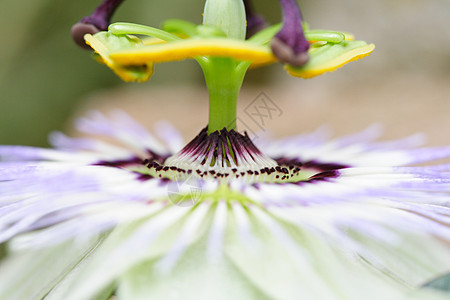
[{"left": 1, "top": 1, "right": 448, "bottom": 300}]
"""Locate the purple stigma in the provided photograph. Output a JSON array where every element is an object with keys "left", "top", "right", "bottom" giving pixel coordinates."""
[
  {"left": 243, "top": 0, "right": 267, "bottom": 38},
  {"left": 271, "top": 0, "right": 310, "bottom": 67},
  {"left": 71, "top": 0, "right": 125, "bottom": 49}
]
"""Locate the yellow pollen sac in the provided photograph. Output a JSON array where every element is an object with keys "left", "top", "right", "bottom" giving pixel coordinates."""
[
  {"left": 286, "top": 41, "right": 375, "bottom": 79},
  {"left": 109, "top": 38, "right": 276, "bottom": 65}
]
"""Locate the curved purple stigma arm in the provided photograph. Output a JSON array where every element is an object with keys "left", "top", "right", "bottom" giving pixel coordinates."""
[
  {"left": 71, "top": 0, "right": 125, "bottom": 49},
  {"left": 271, "top": 0, "right": 309, "bottom": 67},
  {"left": 243, "top": 0, "right": 267, "bottom": 38}
]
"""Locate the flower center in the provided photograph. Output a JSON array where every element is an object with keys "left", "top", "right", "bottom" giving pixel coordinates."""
[{"left": 141, "top": 127, "right": 319, "bottom": 183}]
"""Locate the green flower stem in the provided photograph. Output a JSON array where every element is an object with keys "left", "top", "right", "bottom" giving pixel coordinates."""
[
  {"left": 198, "top": 57, "right": 248, "bottom": 134},
  {"left": 201, "top": 0, "right": 246, "bottom": 133}
]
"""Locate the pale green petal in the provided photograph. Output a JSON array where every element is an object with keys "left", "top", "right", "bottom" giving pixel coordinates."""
[
  {"left": 224, "top": 206, "right": 449, "bottom": 300},
  {"left": 114, "top": 204, "right": 450, "bottom": 300},
  {"left": 44, "top": 236, "right": 115, "bottom": 300},
  {"left": 60, "top": 204, "right": 211, "bottom": 300},
  {"left": 0, "top": 235, "right": 104, "bottom": 300},
  {"left": 1, "top": 201, "right": 448, "bottom": 300},
  {"left": 346, "top": 227, "right": 450, "bottom": 286},
  {"left": 117, "top": 235, "right": 269, "bottom": 300},
  {"left": 224, "top": 207, "right": 399, "bottom": 300}
]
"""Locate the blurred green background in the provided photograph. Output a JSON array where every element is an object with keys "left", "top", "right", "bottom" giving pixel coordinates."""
[{"left": 0, "top": 0, "right": 449, "bottom": 146}]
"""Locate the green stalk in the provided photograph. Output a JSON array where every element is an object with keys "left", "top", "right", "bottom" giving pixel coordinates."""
[{"left": 198, "top": 58, "right": 248, "bottom": 134}]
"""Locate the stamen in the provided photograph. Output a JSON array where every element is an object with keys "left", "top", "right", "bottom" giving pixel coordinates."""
[
  {"left": 72, "top": 0, "right": 125, "bottom": 49},
  {"left": 243, "top": 0, "right": 267, "bottom": 38},
  {"left": 271, "top": 0, "right": 310, "bottom": 67}
]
